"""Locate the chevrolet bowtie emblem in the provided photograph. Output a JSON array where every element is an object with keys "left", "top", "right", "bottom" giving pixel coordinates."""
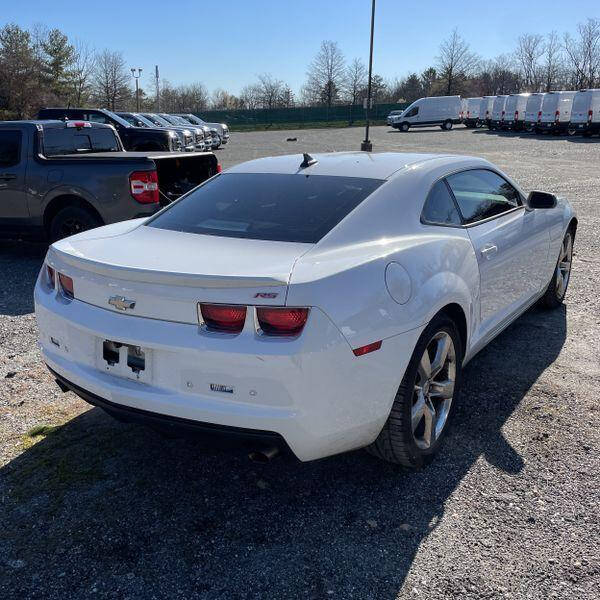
[{"left": 108, "top": 295, "right": 136, "bottom": 311}]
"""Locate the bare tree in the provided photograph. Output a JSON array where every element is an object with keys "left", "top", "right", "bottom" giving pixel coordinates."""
[
  {"left": 92, "top": 49, "right": 130, "bottom": 110},
  {"left": 71, "top": 39, "right": 95, "bottom": 106},
  {"left": 515, "top": 34, "right": 544, "bottom": 91},
  {"left": 239, "top": 83, "right": 262, "bottom": 110},
  {"left": 436, "top": 29, "right": 479, "bottom": 95},
  {"left": 211, "top": 88, "right": 239, "bottom": 110},
  {"left": 303, "top": 40, "right": 346, "bottom": 107},
  {"left": 542, "top": 31, "right": 564, "bottom": 92},
  {"left": 257, "top": 73, "right": 285, "bottom": 110},
  {"left": 564, "top": 18, "right": 600, "bottom": 88},
  {"left": 343, "top": 57, "right": 367, "bottom": 105}
]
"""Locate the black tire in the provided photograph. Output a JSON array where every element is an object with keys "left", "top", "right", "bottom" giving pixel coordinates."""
[
  {"left": 442, "top": 120, "right": 453, "bottom": 130},
  {"left": 367, "top": 313, "right": 463, "bottom": 468},
  {"left": 540, "top": 228, "right": 574, "bottom": 309},
  {"left": 400, "top": 122, "right": 410, "bottom": 132},
  {"left": 49, "top": 205, "right": 103, "bottom": 242}
]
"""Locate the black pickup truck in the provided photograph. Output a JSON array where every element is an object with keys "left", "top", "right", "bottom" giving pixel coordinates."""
[
  {"left": 0, "top": 120, "right": 219, "bottom": 241},
  {"left": 37, "top": 108, "right": 181, "bottom": 152}
]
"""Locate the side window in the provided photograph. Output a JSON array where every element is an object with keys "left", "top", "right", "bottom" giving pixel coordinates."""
[
  {"left": 0, "top": 131, "right": 22, "bottom": 167},
  {"left": 446, "top": 169, "right": 522, "bottom": 225},
  {"left": 89, "top": 129, "right": 120, "bottom": 152},
  {"left": 405, "top": 106, "right": 419, "bottom": 117},
  {"left": 84, "top": 113, "right": 109, "bottom": 124},
  {"left": 421, "top": 180, "right": 462, "bottom": 226}
]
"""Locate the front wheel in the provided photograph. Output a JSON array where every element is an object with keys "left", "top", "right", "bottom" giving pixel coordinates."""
[
  {"left": 400, "top": 122, "right": 410, "bottom": 132},
  {"left": 367, "top": 314, "right": 463, "bottom": 468},
  {"left": 540, "top": 229, "right": 574, "bottom": 309}
]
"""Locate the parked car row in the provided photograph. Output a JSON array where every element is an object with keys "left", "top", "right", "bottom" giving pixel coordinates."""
[
  {"left": 388, "top": 89, "right": 600, "bottom": 136},
  {"left": 36, "top": 108, "right": 230, "bottom": 151},
  {"left": 0, "top": 119, "right": 219, "bottom": 241}
]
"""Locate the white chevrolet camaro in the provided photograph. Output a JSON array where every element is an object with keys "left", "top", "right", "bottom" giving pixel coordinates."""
[{"left": 34, "top": 152, "right": 576, "bottom": 468}]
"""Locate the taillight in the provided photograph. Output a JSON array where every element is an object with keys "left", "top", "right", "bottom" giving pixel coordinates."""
[
  {"left": 537, "top": 110, "right": 542, "bottom": 122},
  {"left": 129, "top": 170, "right": 159, "bottom": 204},
  {"left": 256, "top": 307, "right": 309, "bottom": 336},
  {"left": 216, "top": 164, "right": 222, "bottom": 173},
  {"left": 515, "top": 110, "right": 519, "bottom": 120},
  {"left": 501, "top": 110, "right": 505, "bottom": 119},
  {"left": 58, "top": 273, "right": 74, "bottom": 299},
  {"left": 588, "top": 109, "right": 593, "bottom": 122},
  {"left": 555, "top": 109, "right": 560, "bottom": 122},
  {"left": 199, "top": 303, "right": 246, "bottom": 333},
  {"left": 467, "top": 111, "right": 470, "bottom": 117},
  {"left": 46, "top": 265, "right": 55, "bottom": 287},
  {"left": 353, "top": 340, "right": 382, "bottom": 357}
]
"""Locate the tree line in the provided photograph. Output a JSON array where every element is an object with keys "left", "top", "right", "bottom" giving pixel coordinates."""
[{"left": 1, "top": 19, "right": 599, "bottom": 119}]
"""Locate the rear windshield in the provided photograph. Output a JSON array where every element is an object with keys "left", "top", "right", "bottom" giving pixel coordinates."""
[
  {"left": 147, "top": 173, "right": 383, "bottom": 243},
  {"left": 43, "top": 127, "right": 120, "bottom": 155}
]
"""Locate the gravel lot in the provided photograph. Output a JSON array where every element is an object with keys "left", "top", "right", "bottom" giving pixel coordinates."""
[{"left": 1, "top": 126, "right": 599, "bottom": 599}]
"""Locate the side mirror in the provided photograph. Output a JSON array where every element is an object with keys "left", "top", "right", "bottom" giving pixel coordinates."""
[{"left": 527, "top": 190, "right": 557, "bottom": 209}]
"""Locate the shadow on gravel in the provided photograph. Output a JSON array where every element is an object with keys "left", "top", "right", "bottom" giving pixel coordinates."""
[
  {"left": 0, "top": 240, "right": 46, "bottom": 316},
  {"left": 0, "top": 305, "right": 566, "bottom": 599}
]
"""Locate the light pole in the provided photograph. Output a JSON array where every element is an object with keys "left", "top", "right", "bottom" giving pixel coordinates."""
[
  {"left": 130, "top": 67, "right": 143, "bottom": 112},
  {"left": 361, "top": 0, "right": 376, "bottom": 152}
]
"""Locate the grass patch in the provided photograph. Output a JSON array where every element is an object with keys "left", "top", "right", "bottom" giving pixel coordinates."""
[
  {"left": 26, "top": 424, "right": 60, "bottom": 438},
  {"left": 22, "top": 424, "right": 60, "bottom": 449}
]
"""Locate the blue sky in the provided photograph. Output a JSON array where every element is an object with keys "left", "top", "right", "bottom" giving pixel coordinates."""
[{"left": 2, "top": 0, "right": 598, "bottom": 95}]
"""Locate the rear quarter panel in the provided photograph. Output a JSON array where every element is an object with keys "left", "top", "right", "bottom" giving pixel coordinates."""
[{"left": 287, "top": 161, "right": 482, "bottom": 352}]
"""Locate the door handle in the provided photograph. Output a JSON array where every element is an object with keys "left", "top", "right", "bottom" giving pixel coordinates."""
[
  {"left": 481, "top": 244, "right": 498, "bottom": 259},
  {"left": 0, "top": 173, "right": 17, "bottom": 181}
]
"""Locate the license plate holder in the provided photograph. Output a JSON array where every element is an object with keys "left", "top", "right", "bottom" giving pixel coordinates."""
[{"left": 96, "top": 339, "right": 152, "bottom": 383}]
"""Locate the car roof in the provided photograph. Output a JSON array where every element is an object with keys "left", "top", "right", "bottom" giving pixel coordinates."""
[
  {"left": 225, "top": 152, "right": 488, "bottom": 180},
  {"left": 0, "top": 119, "right": 113, "bottom": 129}
]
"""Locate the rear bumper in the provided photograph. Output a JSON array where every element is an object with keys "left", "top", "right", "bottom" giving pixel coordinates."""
[
  {"left": 35, "top": 275, "right": 421, "bottom": 461},
  {"left": 51, "top": 367, "right": 288, "bottom": 450}
]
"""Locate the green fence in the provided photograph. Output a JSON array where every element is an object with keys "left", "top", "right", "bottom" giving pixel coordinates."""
[{"left": 198, "top": 102, "right": 409, "bottom": 130}]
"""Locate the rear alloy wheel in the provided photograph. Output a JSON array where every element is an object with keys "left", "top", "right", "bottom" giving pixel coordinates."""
[
  {"left": 400, "top": 122, "right": 410, "bottom": 132},
  {"left": 442, "top": 120, "right": 453, "bottom": 130},
  {"left": 49, "top": 205, "right": 102, "bottom": 242},
  {"left": 367, "top": 314, "right": 462, "bottom": 468},
  {"left": 541, "top": 229, "right": 574, "bottom": 308}
]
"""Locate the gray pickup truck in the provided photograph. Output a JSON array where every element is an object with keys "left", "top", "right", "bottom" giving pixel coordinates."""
[{"left": 0, "top": 120, "right": 219, "bottom": 241}]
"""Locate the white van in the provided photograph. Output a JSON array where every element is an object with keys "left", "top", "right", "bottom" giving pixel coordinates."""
[
  {"left": 503, "top": 93, "right": 530, "bottom": 130},
  {"left": 524, "top": 93, "right": 546, "bottom": 132},
  {"left": 489, "top": 95, "right": 508, "bottom": 129},
  {"left": 389, "top": 96, "right": 462, "bottom": 131},
  {"left": 479, "top": 96, "right": 495, "bottom": 127},
  {"left": 463, "top": 97, "right": 482, "bottom": 128},
  {"left": 539, "top": 91, "right": 577, "bottom": 133},
  {"left": 569, "top": 89, "right": 600, "bottom": 136}
]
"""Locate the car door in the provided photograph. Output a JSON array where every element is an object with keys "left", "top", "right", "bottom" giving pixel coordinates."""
[
  {"left": 446, "top": 169, "right": 549, "bottom": 336},
  {"left": 0, "top": 128, "right": 29, "bottom": 229}
]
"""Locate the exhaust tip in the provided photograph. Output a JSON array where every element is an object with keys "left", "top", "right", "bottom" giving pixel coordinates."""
[{"left": 248, "top": 446, "right": 280, "bottom": 463}]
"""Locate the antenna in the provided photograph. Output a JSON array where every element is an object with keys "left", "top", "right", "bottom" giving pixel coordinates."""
[{"left": 300, "top": 153, "right": 317, "bottom": 168}]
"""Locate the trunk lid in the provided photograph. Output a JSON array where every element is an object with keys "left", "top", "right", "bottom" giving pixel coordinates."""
[{"left": 48, "top": 223, "right": 312, "bottom": 324}]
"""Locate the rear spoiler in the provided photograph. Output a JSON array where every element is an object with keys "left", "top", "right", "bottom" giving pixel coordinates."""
[{"left": 47, "top": 246, "right": 287, "bottom": 289}]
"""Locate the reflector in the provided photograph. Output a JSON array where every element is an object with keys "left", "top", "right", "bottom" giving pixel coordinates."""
[{"left": 352, "top": 340, "right": 382, "bottom": 357}]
